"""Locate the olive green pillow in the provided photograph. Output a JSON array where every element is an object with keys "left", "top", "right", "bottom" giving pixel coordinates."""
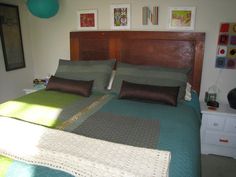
[
  {"left": 54, "top": 59, "right": 115, "bottom": 93},
  {"left": 112, "top": 62, "right": 189, "bottom": 100}
]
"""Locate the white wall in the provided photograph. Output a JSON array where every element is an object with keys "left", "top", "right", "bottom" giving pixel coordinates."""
[
  {"left": 1, "top": 0, "right": 236, "bottom": 103},
  {"left": 0, "top": 0, "right": 34, "bottom": 103},
  {"left": 195, "top": 0, "right": 236, "bottom": 103}
]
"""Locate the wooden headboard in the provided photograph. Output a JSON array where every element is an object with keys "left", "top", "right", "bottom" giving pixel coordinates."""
[{"left": 70, "top": 31, "right": 205, "bottom": 94}]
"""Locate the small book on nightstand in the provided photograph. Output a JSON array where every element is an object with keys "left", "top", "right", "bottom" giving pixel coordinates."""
[{"left": 206, "top": 101, "right": 219, "bottom": 110}]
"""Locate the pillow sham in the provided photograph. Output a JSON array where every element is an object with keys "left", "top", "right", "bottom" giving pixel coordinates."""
[
  {"left": 185, "top": 82, "right": 192, "bottom": 101},
  {"left": 112, "top": 62, "right": 189, "bottom": 100},
  {"left": 119, "top": 81, "right": 179, "bottom": 106},
  {"left": 154, "top": 65, "right": 191, "bottom": 74},
  {"left": 107, "top": 70, "right": 116, "bottom": 90},
  {"left": 54, "top": 59, "right": 115, "bottom": 92},
  {"left": 46, "top": 76, "right": 93, "bottom": 97}
]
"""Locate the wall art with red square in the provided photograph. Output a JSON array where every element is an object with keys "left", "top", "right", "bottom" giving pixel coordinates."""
[{"left": 216, "top": 23, "right": 236, "bottom": 69}]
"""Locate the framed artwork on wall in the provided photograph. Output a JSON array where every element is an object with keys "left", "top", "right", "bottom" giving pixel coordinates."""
[
  {"left": 0, "top": 3, "right": 25, "bottom": 71},
  {"left": 215, "top": 22, "right": 236, "bottom": 69},
  {"left": 168, "top": 7, "right": 196, "bottom": 31},
  {"left": 142, "top": 6, "right": 158, "bottom": 25},
  {"left": 110, "top": 4, "right": 130, "bottom": 30},
  {"left": 77, "top": 9, "right": 97, "bottom": 30}
]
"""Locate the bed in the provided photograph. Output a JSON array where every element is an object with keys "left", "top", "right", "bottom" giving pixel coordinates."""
[{"left": 0, "top": 31, "right": 205, "bottom": 177}]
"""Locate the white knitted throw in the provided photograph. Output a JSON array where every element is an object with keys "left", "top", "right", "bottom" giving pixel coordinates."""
[{"left": 0, "top": 117, "right": 171, "bottom": 177}]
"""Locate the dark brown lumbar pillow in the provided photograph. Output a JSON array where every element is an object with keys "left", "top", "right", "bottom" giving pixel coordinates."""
[
  {"left": 119, "top": 80, "right": 179, "bottom": 106},
  {"left": 46, "top": 76, "right": 94, "bottom": 97}
]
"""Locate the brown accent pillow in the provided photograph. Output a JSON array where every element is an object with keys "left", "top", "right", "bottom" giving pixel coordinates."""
[
  {"left": 46, "top": 76, "right": 94, "bottom": 97},
  {"left": 119, "top": 81, "right": 179, "bottom": 106}
]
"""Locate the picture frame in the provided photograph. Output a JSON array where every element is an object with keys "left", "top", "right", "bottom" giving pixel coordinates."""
[
  {"left": 0, "top": 3, "right": 25, "bottom": 71},
  {"left": 168, "top": 7, "right": 196, "bottom": 31},
  {"left": 110, "top": 4, "right": 130, "bottom": 30},
  {"left": 77, "top": 9, "right": 97, "bottom": 30}
]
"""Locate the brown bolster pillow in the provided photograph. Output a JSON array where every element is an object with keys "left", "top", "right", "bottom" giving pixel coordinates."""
[
  {"left": 46, "top": 76, "right": 94, "bottom": 97},
  {"left": 119, "top": 81, "right": 179, "bottom": 106}
]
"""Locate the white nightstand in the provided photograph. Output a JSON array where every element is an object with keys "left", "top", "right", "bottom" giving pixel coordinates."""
[{"left": 200, "top": 102, "right": 236, "bottom": 158}]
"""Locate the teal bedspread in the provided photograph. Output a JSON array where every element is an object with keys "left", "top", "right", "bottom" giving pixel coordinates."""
[
  {"left": 98, "top": 95, "right": 201, "bottom": 177},
  {"left": 0, "top": 91, "right": 201, "bottom": 177}
]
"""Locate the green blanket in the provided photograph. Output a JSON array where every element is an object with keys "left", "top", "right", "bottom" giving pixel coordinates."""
[
  {"left": 0, "top": 90, "right": 109, "bottom": 128},
  {"left": 0, "top": 90, "right": 79, "bottom": 127}
]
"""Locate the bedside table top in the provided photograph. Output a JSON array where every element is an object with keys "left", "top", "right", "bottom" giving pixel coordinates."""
[
  {"left": 200, "top": 102, "right": 236, "bottom": 117},
  {"left": 23, "top": 84, "right": 46, "bottom": 94}
]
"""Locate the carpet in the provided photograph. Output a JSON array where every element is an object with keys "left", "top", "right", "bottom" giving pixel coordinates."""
[{"left": 201, "top": 154, "right": 236, "bottom": 177}]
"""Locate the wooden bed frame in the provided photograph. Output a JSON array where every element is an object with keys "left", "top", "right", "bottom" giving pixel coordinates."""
[{"left": 70, "top": 31, "right": 205, "bottom": 94}]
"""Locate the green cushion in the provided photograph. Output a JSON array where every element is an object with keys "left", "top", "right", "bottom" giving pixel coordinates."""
[
  {"left": 111, "top": 62, "right": 189, "bottom": 100},
  {"left": 55, "top": 59, "right": 115, "bottom": 92}
]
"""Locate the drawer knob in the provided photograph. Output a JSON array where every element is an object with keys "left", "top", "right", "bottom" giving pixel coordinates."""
[
  {"left": 219, "top": 138, "right": 229, "bottom": 143},
  {"left": 213, "top": 123, "right": 219, "bottom": 126}
]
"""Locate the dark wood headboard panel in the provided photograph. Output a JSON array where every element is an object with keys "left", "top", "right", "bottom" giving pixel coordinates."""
[{"left": 70, "top": 31, "right": 205, "bottom": 94}]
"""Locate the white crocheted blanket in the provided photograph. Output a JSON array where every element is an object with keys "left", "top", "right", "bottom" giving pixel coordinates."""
[{"left": 0, "top": 116, "right": 171, "bottom": 177}]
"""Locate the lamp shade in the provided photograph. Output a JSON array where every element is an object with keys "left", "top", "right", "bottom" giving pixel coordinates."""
[
  {"left": 27, "top": 0, "right": 59, "bottom": 18},
  {"left": 228, "top": 88, "right": 236, "bottom": 109}
]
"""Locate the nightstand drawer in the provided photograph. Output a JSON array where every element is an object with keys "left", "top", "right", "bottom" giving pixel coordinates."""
[
  {"left": 225, "top": 118, "right": 236, "bottom": 133},
  {"left": 205, "top": 131, "right": 236, "bottom": 148},
  {"left": 206, "top": 115, "right": 225, "bottom": 130}
]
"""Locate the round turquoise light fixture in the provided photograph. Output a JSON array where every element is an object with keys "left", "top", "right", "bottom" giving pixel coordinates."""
[{"left": 27, "top": 0, "right": 59, "bottom": 18}]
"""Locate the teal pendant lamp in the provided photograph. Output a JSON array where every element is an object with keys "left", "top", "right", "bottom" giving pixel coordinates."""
[{"left": 27, "top": 0, "right": 59, "bottom": 18}]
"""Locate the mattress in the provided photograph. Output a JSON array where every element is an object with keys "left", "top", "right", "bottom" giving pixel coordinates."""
[{"left": 0, "top": 90, "right": 201, "bottom": 177}]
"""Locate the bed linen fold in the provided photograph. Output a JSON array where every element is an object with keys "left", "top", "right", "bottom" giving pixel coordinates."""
[{"left": 0, "top": 116, "right": 171, "bottom": 177}]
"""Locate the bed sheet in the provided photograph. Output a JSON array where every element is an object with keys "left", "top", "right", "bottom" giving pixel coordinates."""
[{"left": 0, "top": 91, "right": 201, "bottom": 177}]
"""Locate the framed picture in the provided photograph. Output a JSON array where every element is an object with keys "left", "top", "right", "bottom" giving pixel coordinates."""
[
  {"left": 77, "top": 9, "right": 97, "bottom": 30},
  {"left": 0, "top": 3, "right": 25, "bottom": 71},
  {"left": 110, "top": 4, "right": 130, "bottom": 30},
  {"left": 168, "top": 7, "right": 196, "bottom": 31}
]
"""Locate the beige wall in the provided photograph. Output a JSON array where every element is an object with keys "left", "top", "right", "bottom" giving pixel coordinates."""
[
  {"left": 1, "top": 0, "right": 236, "bottom": 103},
  {"left": 0, "top": 0, "right": 33, "bottom": 103}
]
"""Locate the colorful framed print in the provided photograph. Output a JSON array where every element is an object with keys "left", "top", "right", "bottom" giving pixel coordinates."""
[
  {"left": 168, "top": 7, "right": 196, "bottom": 31},
  {"left": 215, "top": 23, "right": 236, "bottom": 69},
  {"left": 230, "top": 36, "right": 236, "bottom": 45},
  {"left": 215, "top": 57, "right": 226, "bottom": 68},
  {"left": 110, "top": 4, "right": 130, "bottom": 30},
  {"left": 218, "top": 34, "right": 229, "bottom": 45},
  {"left": 77, "top": 9, "right": 97, "bottom": 30},
  {"left": 227, "top": 59, "right": 236, "bottom": 68},
  {"left": 217, "top": 46, "right": 227, "bottom": 57},
  {"left": 142, "top": 6, "right": 158, "bottom": 25}
]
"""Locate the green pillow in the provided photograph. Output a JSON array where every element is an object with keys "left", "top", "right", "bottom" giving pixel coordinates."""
[
  {"left": 111, "top": 62, "right": 189, "bottom": 100},
  {"left": 55, "top": 59, "right": 115, "bottom": 92}
]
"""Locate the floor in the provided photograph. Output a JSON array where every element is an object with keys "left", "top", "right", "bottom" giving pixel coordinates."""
[{"left": 201, "top": 154, "right": 236, "bottom": 177}]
